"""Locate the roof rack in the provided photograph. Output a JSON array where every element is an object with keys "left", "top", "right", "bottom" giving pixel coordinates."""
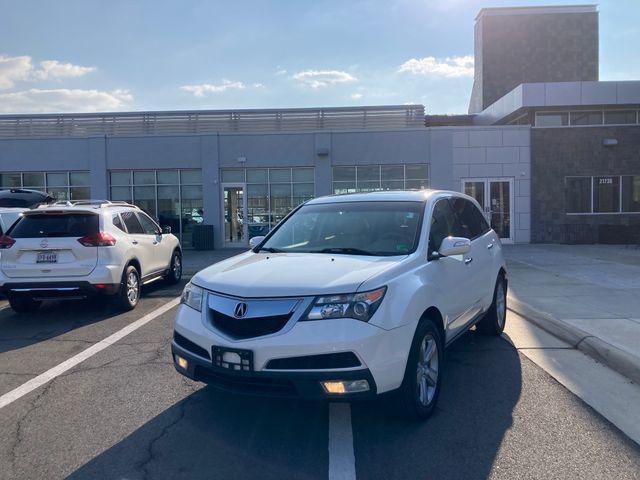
[{"left": 48, "top": 200, "right": 139, "bottom": 209}]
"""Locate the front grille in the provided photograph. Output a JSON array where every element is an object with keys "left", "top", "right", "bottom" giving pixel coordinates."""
[
  {"left": 173, "top": 332, "right": 211, "bottom": 360},
  {"left": 210, "top": 309, "right": 292, "bottom": 339},
  {"left": 194, "top": 366, "right": 296, "bottom": 396},
  {"left": 265, "top": 352, "right": 362, "bottom": 370}
]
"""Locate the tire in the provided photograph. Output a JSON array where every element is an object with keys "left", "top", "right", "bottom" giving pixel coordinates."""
[
  {"left": 394, "top": 318, "right": 444, "bottom": 421},
  {"left": 165, "top": 250, "right": 182, "bottom": 285},
  {"left": 114, "top": 265, "right": 140, "bottom": 311},
  {"left": 477, "top": 275, "right": 507, "bottom": 336},
  {"left": 8, "top": 296, "right": 41, "bottom": 314}
]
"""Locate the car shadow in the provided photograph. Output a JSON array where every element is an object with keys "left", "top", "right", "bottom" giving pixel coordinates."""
[
  {"left": 0, "top": 279, "right": 186, "bottom": 356},
  {"left": 351, "top": 330, "right": 523, "bottom": 479},
  {"left": 68, "top": 331, "right": 521, "bottom": 480},
  {"left": 68, "top": 387, "right": 330, "bottom": 480}
]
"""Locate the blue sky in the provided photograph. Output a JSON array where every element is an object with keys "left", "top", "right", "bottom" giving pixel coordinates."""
[{"left": 0, "top": 0, "right": 638, "bottom": 114}]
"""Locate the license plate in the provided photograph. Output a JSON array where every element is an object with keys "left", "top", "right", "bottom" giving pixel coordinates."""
[
  {"left": 212, "top": 346, "right": 253, "bottom": 372},
  {"left": 36, "top": 251, "right": 58, "bottom": 263}
]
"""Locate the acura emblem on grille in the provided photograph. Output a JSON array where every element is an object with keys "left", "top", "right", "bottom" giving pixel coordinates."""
[
  {"left": 234, "top": 302, "right": 248, "bottom": 318},
  {"left": 40, "top": 239, "right": 48, "bottom": 248}
]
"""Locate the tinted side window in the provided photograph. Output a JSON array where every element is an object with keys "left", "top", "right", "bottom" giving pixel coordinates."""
[
  {"left": 112, "top": 214, "right": 126, "bottom": 233},
  {"left": 121, "top": 211, "right": 144, "bottom": 234},
  {"left": 137, "top": 212, "right": 160, "bottom": 235},
  {"left": 428, "top": 199, "right": 458, "bottom": 254},
  {"left": 449, "top": 198, "right": 487, "bottom": 239}
]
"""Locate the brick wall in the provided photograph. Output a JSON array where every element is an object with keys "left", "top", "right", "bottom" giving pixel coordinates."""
[{"left": 531, "top": 126, "right": 640, "bottom": 243}]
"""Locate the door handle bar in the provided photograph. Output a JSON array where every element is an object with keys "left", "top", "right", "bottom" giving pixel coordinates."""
[{"left": 464, "top": 258, "right": 473, "bottom": 264}]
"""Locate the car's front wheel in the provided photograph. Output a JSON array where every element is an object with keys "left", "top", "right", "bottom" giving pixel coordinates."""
[
  {"left": 477, "top": 275, "right": 507, "bottom": 336},
  {"left": 395, "top": 318, "right": 444, "bottom": 421},
  {"left": 114, "top": 265, "right": 140, "bottom": 311},
  {"left": 8, "top": 296, "right": 41, "bottom": 314}
]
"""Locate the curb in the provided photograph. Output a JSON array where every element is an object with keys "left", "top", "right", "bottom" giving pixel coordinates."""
[{"left": 507, "top": 295, "right": 640, "bottom": 386}]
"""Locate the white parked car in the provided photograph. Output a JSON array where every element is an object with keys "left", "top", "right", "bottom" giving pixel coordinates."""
[
  {"left": 0, "top": 201, "right": 182, "bottom": 313},
  {"left": 172, "top": 190, "right": 507, "bottom": 420}
]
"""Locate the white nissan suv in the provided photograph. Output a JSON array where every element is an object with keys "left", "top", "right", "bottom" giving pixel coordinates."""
[
  {"left": 0, "top": 201, "right": 182, "bottom": 313},
  {"left": 172, "top": 190, "right": 507, "bottom": 420}
]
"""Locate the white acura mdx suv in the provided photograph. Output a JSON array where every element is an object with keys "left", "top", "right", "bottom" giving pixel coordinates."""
[
  {"left": 0, "top": 201, "right": 182, "bottom": 313},
  {"left": 172, "top": 190, "right": 507, "bottom": 420}
]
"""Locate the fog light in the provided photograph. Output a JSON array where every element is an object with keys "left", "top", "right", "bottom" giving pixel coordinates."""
[
  {"left": 321, "top": 379, "right": 370, "bottom": 394},
  {"left": 175, "top": 355, "right": 188, "bottom": 370}
]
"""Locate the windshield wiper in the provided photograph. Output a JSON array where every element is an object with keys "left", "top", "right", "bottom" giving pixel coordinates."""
[
  {"left": 258, "top": 247, "right": 284, "bottom": 253},
  {"left": 316, "top": 247, "right": 377, "bottom": 256}
]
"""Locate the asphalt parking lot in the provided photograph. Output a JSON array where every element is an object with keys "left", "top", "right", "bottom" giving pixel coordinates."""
[{"left": 1, "top": 273, "right": 640, "bottom": 479}]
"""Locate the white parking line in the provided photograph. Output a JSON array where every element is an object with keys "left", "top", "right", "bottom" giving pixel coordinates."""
[
  {"left": 0, "top": 297, "right": 180, "bottom": 410},
  {"left": 328, "top": 402, "right": 357, "bottom": 480}
]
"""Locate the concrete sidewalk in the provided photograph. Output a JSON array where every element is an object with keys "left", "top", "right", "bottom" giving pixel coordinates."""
[{"left": 504, "top": 244, "right": 640, "bottom": 385}]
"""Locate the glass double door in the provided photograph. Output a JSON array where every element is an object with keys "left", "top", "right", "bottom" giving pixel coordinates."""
[
  {"left": 462, "top": 178, "right": 514, "bottom": 243},
  {"left": 222, "top": 184, "right": 247, "bottom": 247}
]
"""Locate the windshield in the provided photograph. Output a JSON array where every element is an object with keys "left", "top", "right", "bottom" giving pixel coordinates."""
[{"left": 259, "top": 201, "right": 424, "bottom": 256}]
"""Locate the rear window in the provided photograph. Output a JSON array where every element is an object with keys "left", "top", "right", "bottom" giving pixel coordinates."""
[{"left": 8, "top": 213, "right": 99, "bottom": 238}]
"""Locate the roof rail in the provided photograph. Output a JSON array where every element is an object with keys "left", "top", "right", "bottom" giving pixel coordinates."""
[{"left": 49, "top": 200, "right": 139, "bottom": 209}]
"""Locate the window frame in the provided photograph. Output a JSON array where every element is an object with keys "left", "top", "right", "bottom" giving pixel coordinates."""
[{"left": 565, "top": 175, "right": 640, "bottom": 215}]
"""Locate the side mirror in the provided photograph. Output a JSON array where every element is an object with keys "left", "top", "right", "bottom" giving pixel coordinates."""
[
  {"left": 162, "top": 225, "right": 172, "bottom": 234},
  {"left": 249, "top": 235, "right": 266, "bottom": 249},
  {"left": 438, "top": 236, "right": 471, "bottom": 257}
]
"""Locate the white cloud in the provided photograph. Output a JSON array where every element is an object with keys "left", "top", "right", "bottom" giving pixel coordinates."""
[
  {"left": 275, "top": 69, "right": 288, "bottom": 76},
  {"left": 0, "top": 88, "right": 133, "bottom": 113},
  {"left": 0, "top": 55, "right": 33, "bottom": 89},
  {"left": 252, "top": 82, "right": 266, "bottom": 89},
  {"left": 350, "top": 92, "right": 363, "bottom": 100},
  {"left": 0, "top": 55, "right": 95, "bottom": 89},
  {"left": 398, "top": 55, "right": 474, "bottom": 78},
  {"left": 34, "top": 60, "right": 95, "bottom": 80},
  {"left": 292, "top": 69, "right": 357, "bottom": 88},
  {"left": 180, "top": 79, "right": 245, "bottom": 97}
]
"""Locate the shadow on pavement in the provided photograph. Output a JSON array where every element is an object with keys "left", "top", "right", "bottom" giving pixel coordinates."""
[
  {"left": 68, "top": 386, "right": 329, "bottom": 480},
  {"left": 0, "top": 280, "right": 186, "bottom": 355},
  {"left": 68, "top": 330, "right": 521, "bottom": 480},
  {"left": 351, "top": 331, "right": 522, "bottom": 480}
]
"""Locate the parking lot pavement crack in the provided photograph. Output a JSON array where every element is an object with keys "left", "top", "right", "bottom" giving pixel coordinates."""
[
  {"left": 135, "top": 395, "right": 200, "bottom": 479},
  {"left": 7, "top": 377, "right": 58, "bottom": 475}
]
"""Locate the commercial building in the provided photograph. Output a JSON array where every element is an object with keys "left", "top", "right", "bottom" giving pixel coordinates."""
[{"left": 0, "top": 4, "right": 638, "bottom": 248}]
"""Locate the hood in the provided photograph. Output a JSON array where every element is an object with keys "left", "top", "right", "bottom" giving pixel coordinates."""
[{"left": 191, "top": 251, "right": 405, "bottom": 298}]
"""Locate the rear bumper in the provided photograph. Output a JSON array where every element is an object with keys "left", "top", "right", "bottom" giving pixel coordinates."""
[
  {"left": 0, "top": 281, "right": 120, "bottom": 299},
  {"left": 171, "top": 340, "right": 377, "bottom": 400}
]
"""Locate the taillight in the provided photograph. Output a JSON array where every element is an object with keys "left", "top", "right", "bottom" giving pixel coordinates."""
[
  {"left": 0, "top": 235, "right": 15, "bottom": 249},
  {"left": 78, "top": 232, "right": 117, "bottom": 247}
]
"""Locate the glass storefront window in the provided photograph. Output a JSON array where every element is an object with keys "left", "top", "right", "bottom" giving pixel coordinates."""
[
  {"left": 109, "top": 169, "right": 203, "bottom": 246},
  {"left": 565, "top": 177, "right": 592, "bottom": 213},
  {"left": 622, "top": 176, "right": 640, "bottom": 213},
  {"left": 332, "top": 164, "right": 429, "bottom": 194},
  {"left": 593, "top": 176, "right": 620, "bottom": 213},
  {"left": 536, "top": 112, "right": 569, "bottom": 127},
  {"left": 604, "top": 110, "right": 637, "bottom": 125},
  {"left": 1, "top": 171, "right": 90, "bottom": 199},
  {"left": 570, "top": 111, "right": 603, "bottom": 126},
  {"left": 221, "top": 167, "right": 316, "bottom": 241}
]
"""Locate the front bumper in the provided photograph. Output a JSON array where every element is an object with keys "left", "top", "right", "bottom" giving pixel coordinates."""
[
  {"left": 172, "top": 303, "right": 417, "bottom": 397},
  {"left": 172, "top": 341, "right": 377, "bottom": 400}
]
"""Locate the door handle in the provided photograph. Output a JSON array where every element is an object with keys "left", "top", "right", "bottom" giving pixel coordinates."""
[
  {"left": 487, "top": 243, "right": 494, "bottom": 249},
  {"left": 132, "top": 240, "right": 139, "bottom": 245},
  {"left": 464, "top": 257, "right": 473, "bottom": 264}
]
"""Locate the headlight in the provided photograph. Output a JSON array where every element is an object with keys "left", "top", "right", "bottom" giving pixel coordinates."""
[
  {"left": 302, "top": 286, "right": 386, "bottom": 322},
  {"left": 181, "top": 282, "right": 204, "bottom": 312}
]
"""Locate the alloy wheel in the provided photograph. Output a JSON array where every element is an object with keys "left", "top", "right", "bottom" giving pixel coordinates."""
[
  {"left": 127, "top": 271, "right": 139, "bottom": 303},
  {"left": 416, "top": 334, "right": 439, "bottom": 407},
  {"left": 496, "top": 281, "right": 506, "bottom": 329},
  {"left": 173, "top": 255, "right": 182, "bottom": 279}
]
